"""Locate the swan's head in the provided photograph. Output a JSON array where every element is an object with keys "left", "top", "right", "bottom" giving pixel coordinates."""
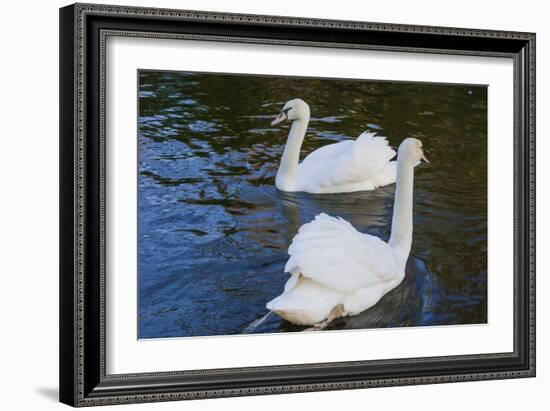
[
  {"left": 398, "top": 138, "right": 430, "bottom": 166},
  {"left": 271, "top": 99, "right": 310, "bottom": 126}
]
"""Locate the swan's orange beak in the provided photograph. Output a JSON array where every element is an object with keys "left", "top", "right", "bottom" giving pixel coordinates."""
[
  {"left": 421, "top": 151, "right": 430, "bottom": 164},
  {"left": 271, "top": 111, "right": 287, "bottom": 126}
]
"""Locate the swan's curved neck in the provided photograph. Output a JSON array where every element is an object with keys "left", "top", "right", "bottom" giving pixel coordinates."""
[
  {"left": 388, "top": 159, "right": 415, "bottom": 266},
  {"left": 276, "top": 117, "right": 309, "bottom": 191}
]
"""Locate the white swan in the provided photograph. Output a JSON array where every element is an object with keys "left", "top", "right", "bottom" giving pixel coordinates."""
[
  {"left": 271, "top": 98, "right": 397, "bottom": 193},
  {"left": 266, "top": 138, "right": 429, "bottom": 328}
]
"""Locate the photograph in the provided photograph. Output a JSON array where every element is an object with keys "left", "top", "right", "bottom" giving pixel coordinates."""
[{"left": 137, "top": 70, "right": 488, "bottom": 339}]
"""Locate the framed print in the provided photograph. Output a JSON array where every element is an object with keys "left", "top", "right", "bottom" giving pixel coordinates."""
[{"left": 59, "top": 3, "right": 536, "bottom": 407}]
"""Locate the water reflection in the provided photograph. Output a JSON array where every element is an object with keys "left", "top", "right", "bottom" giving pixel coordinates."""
[{"left": 138, "top": 70, "right": 487, "bottom": 338}]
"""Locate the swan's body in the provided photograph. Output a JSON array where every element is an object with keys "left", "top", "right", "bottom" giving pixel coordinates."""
[
  {"left": 266, "top": 138, "right": 428, "bottom": 327},
  {"left": 271, "top": 99, "right": 396, "bottom": 194}
]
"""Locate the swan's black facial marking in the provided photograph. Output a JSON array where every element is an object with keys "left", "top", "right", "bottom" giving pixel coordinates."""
[
  {"left": 276, "top": 107, "right": 291, "bottom": 122},
  {"left": 271, "top": 106, "right": 292, "bottom": 126}
]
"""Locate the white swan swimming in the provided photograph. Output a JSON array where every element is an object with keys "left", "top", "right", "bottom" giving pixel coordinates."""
[
  {"left": 266, "top": 138, "right": 429, "bottom": 328},
  {"left": 271, "top": 98, "right": 397, "bottom": 194}
]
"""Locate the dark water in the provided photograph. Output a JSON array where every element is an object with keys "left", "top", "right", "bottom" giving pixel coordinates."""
[{"left": 137, "top": 70, "right": 487, "bottom": 339}]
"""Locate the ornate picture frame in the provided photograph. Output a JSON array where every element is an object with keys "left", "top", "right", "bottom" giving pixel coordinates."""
[{"left": 59, "top": 3, "right": 535, "bottom": 406}]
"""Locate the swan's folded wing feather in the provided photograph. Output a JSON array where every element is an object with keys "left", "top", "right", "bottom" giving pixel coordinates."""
[
  {"left": 301, "top": 132, "right": 396, "bottom": 190},
  {"left": 299, "top": 140, "right": 354, "bottom": 164},
  {"left": 354, "top": 131, "right": 396, "bottom": 173},
  {"left": 285, "top": 213, "right": 398, "bottom": 294}
]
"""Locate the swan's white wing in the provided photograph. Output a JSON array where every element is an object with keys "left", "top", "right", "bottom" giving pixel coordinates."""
[
  {"left": 285, "top": 213, "right": 399, "bottom": 294},
  {"left": 299, "top": 139, "right": 354, "bottom": 164},
  {"left": 297, "top": 132, "right": 396, "bottom": 191},
  {"left": 322, "top": 131, "right": 396, "bottom": 184}
]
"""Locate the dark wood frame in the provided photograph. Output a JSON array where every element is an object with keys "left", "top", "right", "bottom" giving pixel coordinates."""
[{"left": 60, "top": 3, "right": 536, "bottom": 407}]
